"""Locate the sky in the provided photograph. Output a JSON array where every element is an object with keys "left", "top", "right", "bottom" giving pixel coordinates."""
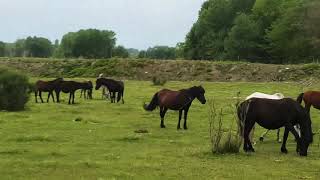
[{"left": 0, "top": 0, "right": 206, "bottom": 50}]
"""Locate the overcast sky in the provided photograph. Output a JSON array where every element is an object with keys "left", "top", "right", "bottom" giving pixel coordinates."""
[{"left": 0, "top": 0, "right": 205, "bottom": 50}]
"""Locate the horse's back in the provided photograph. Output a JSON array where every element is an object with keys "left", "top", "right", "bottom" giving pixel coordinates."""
[
  {"left": 245, "top": 98, "right": 301, "bottom": 128},
  {"left": 246, "top": 92, "right": 283, "bottom": 100},
  {"left": 304, "top": 91, "right": 320, "bottom": 107}
]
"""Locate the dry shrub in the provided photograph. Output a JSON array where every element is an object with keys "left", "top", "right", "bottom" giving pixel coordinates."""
[{"left": 209, "top": 98, "right": 242, "bottom": 154}]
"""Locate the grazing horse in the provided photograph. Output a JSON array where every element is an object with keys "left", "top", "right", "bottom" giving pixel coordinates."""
[
  {"left": 95, "top": 78, "right": 125, "bottom": 104},
  {"left": 297, "top": 91, "right": 320, "bottom": 113},
  {"left": 80, "top": 80, "right": 93, "bottom": 99},
  {"left": 55, "top": 80, "right": 93, "bottom": 104},
  {"left": 245, "top": 92, "right": 285, "bottom": 143},
  {"left": 143, "top": 86, "right": 206, "bottom": 130},
  {"left": 237, "top": 98, "right": 313, "bottom": 156},
  {"left": 34, "top": 78, "right": 63, "bottom": 103}
]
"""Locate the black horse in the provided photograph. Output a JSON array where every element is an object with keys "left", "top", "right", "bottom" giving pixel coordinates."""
[
  {"left": 95, "top": 78, "right": 125, "bottom": 104},
  {"left": 80, "top": 80, "right": 93, "bottom": 99},
  {"left": 34, "top": 78, "right": 63, "bottom": 103},
  {"left": 144, "top": 86, "right": 206, "bottom": 129},
  {"left": 237, "top": 98, "right": 313, "bottom": 156},
  {"left": 55, "top": 80, "right": 93, "bottom": 104}
]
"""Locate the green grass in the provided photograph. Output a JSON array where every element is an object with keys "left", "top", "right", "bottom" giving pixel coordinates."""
[{"left": 0, "top": 80, "right": 320, "bottom": 179}]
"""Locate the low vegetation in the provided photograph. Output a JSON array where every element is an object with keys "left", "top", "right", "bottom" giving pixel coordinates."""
[
  {"left": 3, "top": 58, "right": 320, "bottom": 83},
  {"left": 0, "top": 80, "right": 319, "bottom": 179},
  {"left": 0, "top": 68, "right": 30, "bottom": 111}
]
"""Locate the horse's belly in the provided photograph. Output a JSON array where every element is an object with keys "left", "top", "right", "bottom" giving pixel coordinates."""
[{"left": 256, "top": 119, "right": 284, "bottom": 130}]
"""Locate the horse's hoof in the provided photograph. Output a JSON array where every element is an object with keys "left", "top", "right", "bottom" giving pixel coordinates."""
[
  {"left": 281, "top": 148, "right": 288, "bottom": 154},
  {"left": 161, "top": 125, "right": 166, "bottom": 128},
  {"left": 177, "top": 127, "right": 181, "bottom": 130},
  {"left": 184, "top": 127, "right": 188, "bottom": 130},
  {"left": 259, "top": 137, "right": 264, "bottom": 142}
]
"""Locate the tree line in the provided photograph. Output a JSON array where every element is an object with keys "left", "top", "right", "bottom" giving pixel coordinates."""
[
  {"left": 182, "top": 0, "right": 320, "bottom": 63},
  {"left": 0, "top": 29, "right": 130, "bottom": 59},
  {"left": 1, "top": 0, "right": 319, "bottom": 63}
]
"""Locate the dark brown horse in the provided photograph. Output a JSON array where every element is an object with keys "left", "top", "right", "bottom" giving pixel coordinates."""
[
  {"left": 55, "top": 80, "right": 93, "bottom": 104},
  {"left": 143, "top": 86, "right": 206, "bottom": 130},
  {"left": 95, "top": 78, "right": 124, "bottom": 104},
  {"left": 34, "top": 78, "right": 63, "bottom": 103},
  {"left": 297, "top": 91, "right": 320, "bottom": 113},
  {"left": 80, "top": 80, "right": 93, "bottom": 99},
  {"left": 237, "top": 98, "right": 313, "bottom": 156}
]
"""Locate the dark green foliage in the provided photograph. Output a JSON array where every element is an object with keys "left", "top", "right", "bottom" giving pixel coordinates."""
[
  {"left": 0, "top": 41, "right": 5, "bottom": 57},
  {"left": 113, "top": 46, "right": 129, "bottom": 58},
  {"left": 183, "top": 0, "right": 320, "bottom": 63},
  {"left": 0, "top": 68, "right": 30, "bottom": 111},
  {"left": 140, "top": 46, "right": 176, "bottom": 60},
  {"left": 60, "top": 29, "right": 116, "bottom": 58},
  {"left": 224, "top": 14, "right": 260, "bottom": 60},
  {"left": 24, "top": 36, "right": 53, "bottom": 58}
]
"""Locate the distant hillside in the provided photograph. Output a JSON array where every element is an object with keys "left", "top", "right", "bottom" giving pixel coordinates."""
[{"left": 0, "top": 57, "right": 319, "bottom": 82}]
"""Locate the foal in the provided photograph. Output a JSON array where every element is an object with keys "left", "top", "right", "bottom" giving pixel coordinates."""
[{"left": 144, "top": 86, "right": 206, "bottom": 129}]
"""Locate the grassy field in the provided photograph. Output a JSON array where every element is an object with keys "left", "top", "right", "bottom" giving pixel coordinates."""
[{"left": 0, "top": 79, "right": 320, "bottom": 179}]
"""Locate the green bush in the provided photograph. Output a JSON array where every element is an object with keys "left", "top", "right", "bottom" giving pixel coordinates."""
[
  {"left": 152, "top": 76, "right": 167, "bottom": 86},
  {"left": 0, "top": 68, "right": 30, "bottom": 111}
]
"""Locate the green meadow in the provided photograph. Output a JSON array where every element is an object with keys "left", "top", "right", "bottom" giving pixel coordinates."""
[{"left": 0, "top": 80, "right": 320, "bottom": 179}]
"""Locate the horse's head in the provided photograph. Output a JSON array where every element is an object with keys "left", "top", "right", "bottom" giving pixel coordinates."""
[
  {"left": 191, "top": 86, "right": 206, "bottom": 104},
  {"left": 299, "top": 113, "right": 313, "bottom": 156},
  {"left": 95, "top": 78, "right": 102, "bottom": 90}
]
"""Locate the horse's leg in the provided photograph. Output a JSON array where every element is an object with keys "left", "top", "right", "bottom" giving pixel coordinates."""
[
  {"left": 39, "top": 91, "right": 44, "bottom": 103},
  {"left": 249, "top": 125, "right": 255, "bottom": 144},
  {"left": 281, "top": 128, "right": 289, "bottom": 154},
  {"left": 47, "top": 92, "right": 51, "bottom": 103},
  {"left": 183, "top": 106, "right": 190, "bottom": 130},
  {"left": 160, "top": 107, "right": 168, "bottom": 128},
  {"left": 287, "top": 124, "right": 301, "bottom": 153},
  {"left": 35, "top": 90, "right": 38, "bottom": 103},
  {"left": 259, "top": 129, "right": 269, "bottom": 142},
  {"left": 56, "top": 91, "right": 60, "bottom": 103},
  {"left": 68, "top": 93, "right": 72, "bottom": 104},
  {"left": 177, "top": 110, "right": 182, "bottom": 130},
  {"left": 244, "top": 120, "right": 255, "bottom": 152},
  {"left": 52, "top": 91, "right": 55, "bottom": 102},
  {"left": 277, "top": 129, "right": 282, "bottom": 143},
  {"left": 72, "top": 92, "right": 75, "bottom": 104}
]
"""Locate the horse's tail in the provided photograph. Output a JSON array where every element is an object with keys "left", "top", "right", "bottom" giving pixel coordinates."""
[
  {"left": 143, "top": 93, "right": 159, "bottom": 111},
  {"left": 297, "top": 93, "right": 304, "bottom": 104},
  {"left": 237, "top": 100, "right": 251, "bottom": 137}
]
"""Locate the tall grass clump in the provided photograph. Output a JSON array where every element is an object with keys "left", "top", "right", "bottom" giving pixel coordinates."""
[
  {"left": 208, "top": 98, "right": 242, "bottom": 154},
  {"left": 0, "top": 68, "right": 30, "bottom": 111}
]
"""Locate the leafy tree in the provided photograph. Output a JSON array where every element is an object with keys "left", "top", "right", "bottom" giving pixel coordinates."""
[
  {"left": 60, "top": 29, "right": 116, "bottom": 58},
  {"left": 224, "top": 14, "right": 260, "bottom": 61},
  {"left": 113, "top": 46, "right": 129, "bottom": 58},
  {"left": 127, "top": 48, "right": 139, "bottom": 58},
  {"left": 14, "top": 39, "right": 26, "bottom": 57},
  {"left": 138, "top": 50, "right": 147, "bottom": 58},
  {"left": 0, "top": 41, "right": 5, "bottom": 57},
  {"left": 24, "top": 36, "right": 53, "bottom": 58},
  {"left": 145, "top": 46, "right": 176, "bottom": 60},
  {"left": 266, "top": 0, "right": 311, "bottom": 63}
]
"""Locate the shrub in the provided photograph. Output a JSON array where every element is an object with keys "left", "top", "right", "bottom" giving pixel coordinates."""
[
  {"left": 208, "top": 99, "right": 242, "bottom": 154},
  {"left": 0, "top": 68, "right": 30, "bottom": 111},
  {"left": 152, "top": 76, "right": 167, "bottom": 86}
]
